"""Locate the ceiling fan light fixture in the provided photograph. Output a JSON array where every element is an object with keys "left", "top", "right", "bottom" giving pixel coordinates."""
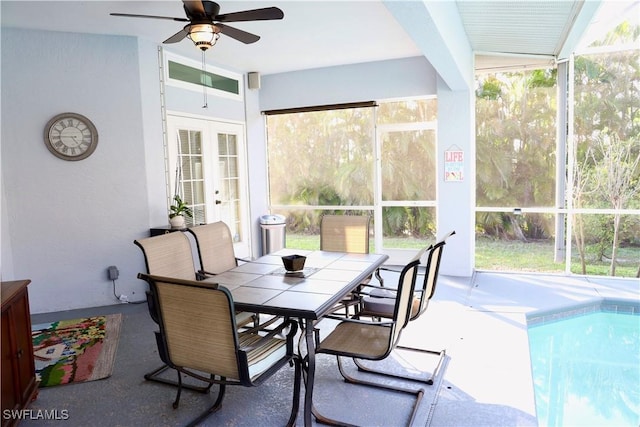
[{"left": 187, "top": 24, "right": 220, "bottom": 51}]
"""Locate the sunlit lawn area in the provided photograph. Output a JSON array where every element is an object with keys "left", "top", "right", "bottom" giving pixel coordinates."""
[
  {"left": 286, "top": 234, "right": 639, "bottom": 278},
  {"left": 476, "top": 237, "right": 639, "bottom": 277}
]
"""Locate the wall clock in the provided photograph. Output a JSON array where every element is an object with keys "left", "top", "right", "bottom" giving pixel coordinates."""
[{"left": 44, "top": 113, "right": 98, "bottom": 161}]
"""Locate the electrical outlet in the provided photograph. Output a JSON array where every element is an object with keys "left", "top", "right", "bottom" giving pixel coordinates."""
[
  {"left": 119, "top": 294, "right": 128, "bottom": 303},
  {"left": 107, "top": 266, "right": 119, "bottom": 280}
]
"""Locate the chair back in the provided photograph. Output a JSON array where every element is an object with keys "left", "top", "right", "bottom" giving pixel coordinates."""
[
  {"left": 134, "top": 232, "right": 197, "bottom": 280},
  {"left": 320, "top": 215, "right": 370, "bottom": 254},
  {"left": 411, "top": 230, "right": 454, "bottom": 321},
  {"left": 145, "top": 274, "right": 242, "bottom": 380},
  {"left": 187, "top": 222, "right": 237, "bottom": 274},
  {"left": 389, "top": 248, "right": 425, "bottom": 344}
]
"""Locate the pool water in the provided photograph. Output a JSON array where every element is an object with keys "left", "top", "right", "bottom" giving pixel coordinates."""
[{"left": 528, "top": 311, "right": 640, "bottom": 427}]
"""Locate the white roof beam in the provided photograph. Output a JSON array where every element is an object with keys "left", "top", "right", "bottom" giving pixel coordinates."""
[{"left": 384, "top": 0, "right": 473, "bottom": 91}]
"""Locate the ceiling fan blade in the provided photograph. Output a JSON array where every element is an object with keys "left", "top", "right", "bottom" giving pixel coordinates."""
[
  {"left": 110, "top": 13, "right": 189, "bottom": 22},
  {"left": 216, "top": 23, "right": 260, "bottom": 44},
  {"left": 182, "top": 0, "right": 207, "bottom": 18},
  {"left": 163, "top": 28, "right": 189, "bottom": 44},
  {"left": 215, "top": 7, "right": 284, "bottom": 22}
]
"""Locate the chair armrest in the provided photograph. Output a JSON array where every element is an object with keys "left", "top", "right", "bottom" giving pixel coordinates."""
[
  {"left": 240, "top": 318, "right": 298, "bottom": 352},
  {"left": 353, "top": 283, "right": 397, "bottom": 298},
  {"left": 196, "top": 270, "right": 215, "bottom": 280},
  {"left": 378, "top": 266, "right": 406, "bottom": 273},
  {"left": 322, "top": 314, "right": 394, "bottom": 327},
  {"left": 356, "top": 285, "right": 424, "bottom": 301},
  {"left": 238, "top": 315, "right": 283, "bottom": 335}
]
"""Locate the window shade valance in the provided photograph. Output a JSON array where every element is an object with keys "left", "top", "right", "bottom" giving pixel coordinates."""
[{"left": 262, "top": 101, "right": 377, "bottom": 116}]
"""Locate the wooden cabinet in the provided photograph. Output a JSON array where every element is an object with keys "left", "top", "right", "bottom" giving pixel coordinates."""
[{"left": 1, "top": 280, "right": 38, "bottom": 426}]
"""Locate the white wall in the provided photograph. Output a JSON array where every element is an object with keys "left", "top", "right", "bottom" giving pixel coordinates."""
[
  {"left": 244, "top": 78, "right": 271, "bottom": 258},
  {"left": 436, "top": 81, "right": 475, "bottom": 277},
  {"left": 259, "top": 56, "right": 437, "bottom": 111},
  {"left": 1, "top": 28, "right": 158, "bottom": 312}
]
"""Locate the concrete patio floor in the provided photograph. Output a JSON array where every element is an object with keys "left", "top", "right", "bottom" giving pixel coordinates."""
[{"left": 22, "top": 270, "right": 639, "bottom": 426}]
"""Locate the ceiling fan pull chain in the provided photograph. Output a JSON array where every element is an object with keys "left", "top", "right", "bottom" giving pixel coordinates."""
[{"left": 201, "top": 50, "right": 208, "bottom": 109}]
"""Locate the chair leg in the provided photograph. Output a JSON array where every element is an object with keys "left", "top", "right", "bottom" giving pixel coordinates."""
[
  {"left": 312, "top": 356, "right": 425, "bottom": 426},
  {"left": 353, "top": 347, "right": 446, "bottom": 385},
  {"left": 185, "top": 383, "right": 226, "bottom": 427},
  {"left": 286, "top": 356, "right": 302, "bottom": 427},
  {"left": 311, "top": 402, "right": 359, "bottom": 427},
  {"left": 144, "top": 363, "right": 214, "bottom": 393},
  {"left": 172, "top": 370, "right": 183, "bottom": 409}
]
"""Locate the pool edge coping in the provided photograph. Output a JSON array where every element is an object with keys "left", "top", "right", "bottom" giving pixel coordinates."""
[{"left": 526, "top": 297, "right": 640, "bottom": 327}]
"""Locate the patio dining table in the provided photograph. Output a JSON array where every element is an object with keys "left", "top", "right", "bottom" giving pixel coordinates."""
[{"left": 210, "top": 248, "right": 388, "bottom": 427}]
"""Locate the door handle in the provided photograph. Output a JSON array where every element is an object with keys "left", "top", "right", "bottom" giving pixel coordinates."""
[{"left": 215, "top": 200, "right": 222, "bottom": 205}]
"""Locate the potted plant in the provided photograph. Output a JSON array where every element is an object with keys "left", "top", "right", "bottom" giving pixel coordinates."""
[{"left": 169, "top": 195, "right": 193, "bottom": 229}]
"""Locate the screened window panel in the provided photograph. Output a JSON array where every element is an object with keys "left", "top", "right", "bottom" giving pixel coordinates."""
[
  {"left": 382, "top": 206, "right": 435, "bottom": 249},
  {"left": 570, "top": 214, "right": 639, "bottom": 277},
  {"left": 377, "top": 98, "right": 437, "bottom": 124},
  {"left": 574, "top": 48, "right": 638, "bottom": 206},
  {"left": 266, "top": 107, "right": 375, "bottom": 206},
  {"left": 475, "top": 71, "right": 557, "bottom": 209},
  {"left": 381, "top": 130, "right": 436, "bottom": 202}
]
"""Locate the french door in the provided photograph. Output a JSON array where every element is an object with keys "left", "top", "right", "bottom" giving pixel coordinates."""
[{"left": 166, "top": 114, "right": 250, "bottom": 257}]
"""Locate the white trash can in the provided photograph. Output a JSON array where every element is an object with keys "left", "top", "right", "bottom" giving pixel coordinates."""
[{"left": 259, "top": 214, "right": 286, "bottom": 255}]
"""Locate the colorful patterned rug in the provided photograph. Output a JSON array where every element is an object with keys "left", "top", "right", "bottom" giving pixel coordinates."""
[{"left": 31, "top": 314, "right": 122, "bottom": 387}]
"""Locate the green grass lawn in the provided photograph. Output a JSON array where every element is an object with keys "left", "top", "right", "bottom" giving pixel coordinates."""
[{"left": 286, "top": 234, "right": 639, "bottom": 278}]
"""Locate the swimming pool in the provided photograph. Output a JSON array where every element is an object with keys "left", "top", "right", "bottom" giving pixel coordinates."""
[{"left": 527, "top": 301, "right": 640, "bottom": 427}]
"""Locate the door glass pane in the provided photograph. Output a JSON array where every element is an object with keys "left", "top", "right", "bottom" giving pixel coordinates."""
[
  {"left": 176, "top": 129, "right": 205, "bottom": 227},
  {"left": 218, "top": 133, "right": 242, "bottom": 242}
]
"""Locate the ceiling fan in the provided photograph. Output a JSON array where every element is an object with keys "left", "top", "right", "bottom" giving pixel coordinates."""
[{"left": 111, "top": 0, "right": 284, "bottom": 51}]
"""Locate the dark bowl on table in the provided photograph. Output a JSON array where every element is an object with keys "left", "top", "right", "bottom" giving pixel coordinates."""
[{"left": 282, "top": 255, "right": 306, "bottom": 272}]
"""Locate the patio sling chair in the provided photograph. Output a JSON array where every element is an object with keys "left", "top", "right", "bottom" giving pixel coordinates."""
[
  {"left": 186, "top": 221, "right": 246, "bottom": 276},
  {"left": 310, "top": 249, "right": 427, "bottom": 427},
  {"left": 134, "top": 232, "right": 255, "bottom": 391},
  {"left": 355, "top": 230, "right": 455, "bottom": 385},
  {"left": 320, "top": 214, "right": 381, "bottom": 315},
  {"left": 137, "top": 273, "right": 302, "bottom": 427},
  {"left": 187, "top": 221, "right": 280, "bottom": 329},
  {"left": 320, "top": 214, "right": 371, "bottom": 254}
]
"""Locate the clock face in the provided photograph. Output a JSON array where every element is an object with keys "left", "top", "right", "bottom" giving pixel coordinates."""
[{"left": 44, "top": 113, "right": 98, "bottom": 161}]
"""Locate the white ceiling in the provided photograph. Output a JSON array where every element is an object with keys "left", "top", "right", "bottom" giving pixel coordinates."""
[{"left": 1, "top": 1, "right": 635, "bottom": 76}]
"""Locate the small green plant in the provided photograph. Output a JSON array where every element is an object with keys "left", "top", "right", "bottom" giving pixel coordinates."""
[{"left": 169, "top": 195, "right": 193, "bottom": 219}]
